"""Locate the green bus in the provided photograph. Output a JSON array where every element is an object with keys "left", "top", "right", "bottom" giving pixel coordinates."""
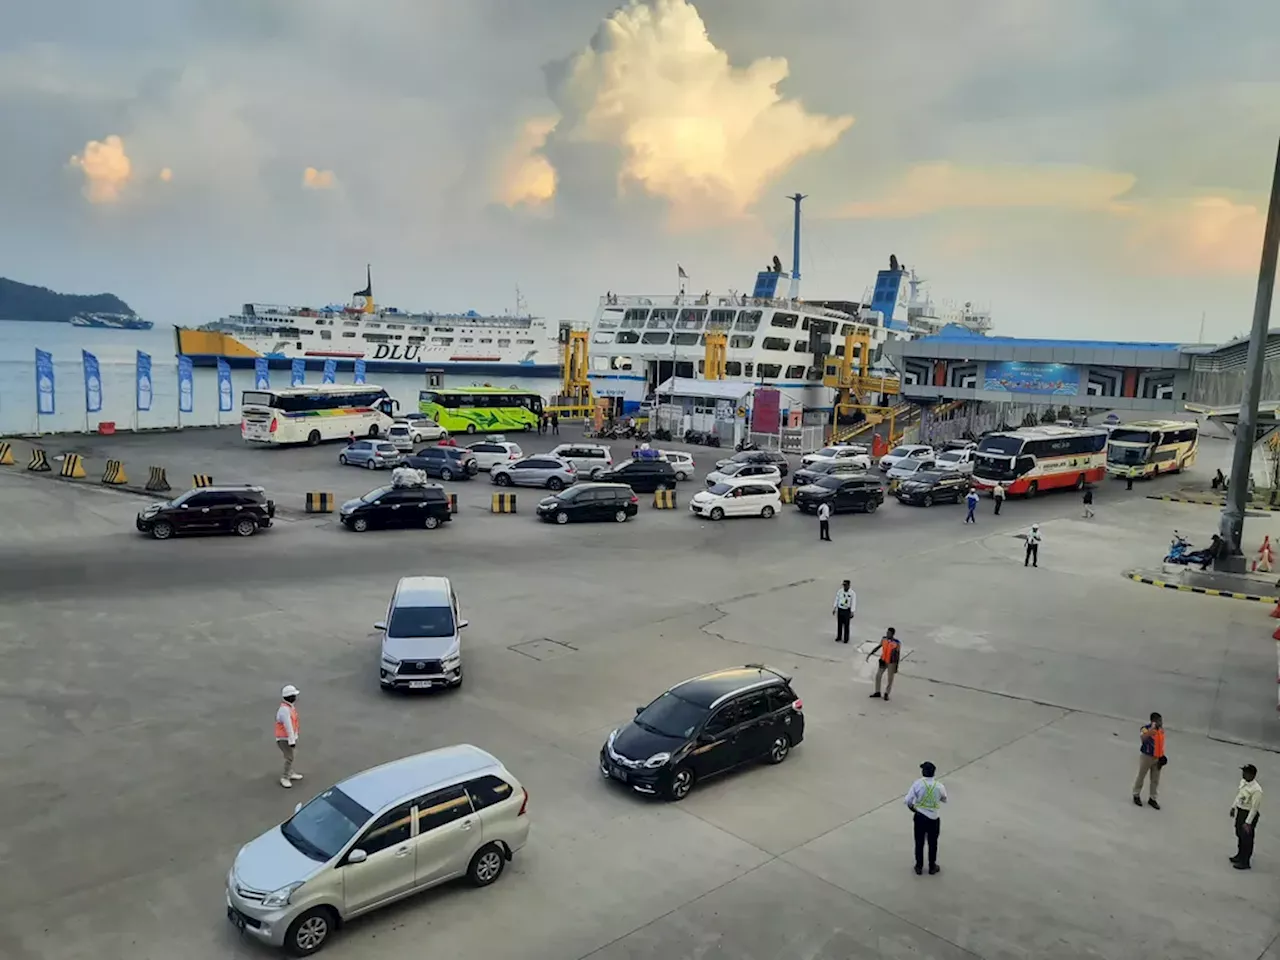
[{"left": 418, "top": 387, "right": 544, "bottom": 433}]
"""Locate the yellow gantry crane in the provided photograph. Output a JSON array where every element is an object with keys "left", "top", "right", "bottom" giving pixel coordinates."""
[{"left": 822, "top": 330, "right": 903, "bottom": 443}]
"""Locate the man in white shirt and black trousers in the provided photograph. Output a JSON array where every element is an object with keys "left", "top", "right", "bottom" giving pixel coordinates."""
[
  {"left": 817, "top": 501, "right": 832, "bottom": 541},
  {"left": 905, "top": 761, "right": 948, "bottom": 875},
  {"left": 832, "top": 579, "right": 855, "bottom": 643}
]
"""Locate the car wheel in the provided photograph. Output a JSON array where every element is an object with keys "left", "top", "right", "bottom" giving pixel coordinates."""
[
  {"left": 424, "top": 515, "right": 441, "bottom": 530},
  {"left": 522, "top": 423, "right": 531, "bottom": 432},
  {"left": 676, "top": 471, "right": 688, "bottom": 481},
  {"left": 440, "top": 467, "right": 453, "bottom": 481},
  {"left": 923, "top": 494, "right": 933, "bottom": 507},
  {"left": 468, "top": 842, "right": 506, "bottom": 887},
  {"left": 590, "top": 467, "right": 602, "bottom": 479},
  {"left": 556, "top": 511, "right": 569, "bottom": 525},
  {"left": 352, "top": 517, "right": 369, "bottom": 532},
  {"left": 547, "top": 477, "right": 563, "bottom": 491},
  {"left": 495, "top": 473, "right": 512, "bottom": 486},
  {"left": 466, "top": 424, "right": 477, "bottom": 434},
  {"left": 338, "top": 455, "right": 347, "bottom": 465},
  {"left": 666, "top": 766, "right": 695, "bottom": 801},
  {"left": 150, "top": 520, "right": 174, "bottom": 541},
  {"left": 307, "top": 429, "right": 321, "bottom": 446},
  {"left": 234, "top": 517, "right": 257, "bottom": 537},
  {"left": 614, "top": 509, "right": 627, "bottom": 523},
  {"left": 284, "top": 906, "right": 335, "bottom": 957},
  {"left": 766, "top": 732, "right": 792, "bottom": 764},
  {"left": 1027, "top": 481, "right": 1039, "bottom": 498},
  {"left": 365, "top": 458, "right": 375, "bottom": 469},
  {"left": 761, "top": 505, "right": 775, "bottom": 519},
  {"left": 864, "top": 499, "right": 878, "bottom": 514},
  {"left": 709, "top": 507, "right": 725, "bottom": 521}
]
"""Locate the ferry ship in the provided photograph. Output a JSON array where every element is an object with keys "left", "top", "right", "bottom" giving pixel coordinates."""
[
  {"left": 181, "top": 269, "right": 560, "bottom": 374},
  {"left": 69, "top": 312, "right": 154, "bottom": 331}
]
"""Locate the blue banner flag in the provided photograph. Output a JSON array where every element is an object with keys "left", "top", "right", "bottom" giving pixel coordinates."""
[
  {"left": 254, "top": 357, "right": 270, "bottom": 390},
  {"left": 136, "top": 351, "right": 153, "bottom": 411},
  {"left": 178, "top": 356, "right": 194, "bottom": 413},
  {"left": 322, "top": 358, "right": 336, "bottom": 384},
  {"left": 217, "top": 359, "right": 234, "bottom": 412},
  {"left": 291, "top": 357, "right": 305, "bottom": 387},
  {"left": 82, "top": 350, "right": 102, "bottom": 414},
  {"left": 353, "top": 359, "right": 366, "bottom": 384},
  {"left": 35, "top": 348, "right": 55, "bottom": 415}
]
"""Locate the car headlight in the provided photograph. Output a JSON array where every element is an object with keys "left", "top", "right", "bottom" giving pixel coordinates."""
[
  {"left": 261, "top": 881, "right": 303, "bottom": 907},
  {"left": 607, "top": 729, "right": 618, "bottom": 749},
  {"left": 644, "top": 752, "right": 671, "bottom": 768},
  {"left": 442, "top": 652, "right": 461, "bottom": 667},
  {"left": 381, "top": 654, "right": 401, "bottom": 667}
]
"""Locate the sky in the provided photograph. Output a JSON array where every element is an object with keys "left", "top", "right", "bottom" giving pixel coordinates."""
[{"left": 0, "top": 0, "right": 1277, "bottom": 342}]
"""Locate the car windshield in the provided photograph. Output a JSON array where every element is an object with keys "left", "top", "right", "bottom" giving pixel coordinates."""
[
  {"left": 815, "top": 447, "right": 842, "bottom": 458},
  {"left": 815, "top": 475, "right": 844, "bottom": 489},
  {"left": 389, "top": 425, "right": 409, "bottom": 434},
  {"left": 897, "top": 460, "right": 926, "bottom": 473},
  {"left": 280, "top": 787, "right": 372, "bottom": 862},
  {"left": 387, "top": 605, "right": 455, "bottom": 638},
  {"left": 937, "top": 451, "right": 962, "bottom": 461},
  {"left": 376, "top": 443, "right": 398, "bottom": 454},
  {"left": 360, "top": 486, "right": 392, "bottom": 503},
  {"left": 914, "top": 472, "right": 948, "bottom": 483},
  {"left": 635, "top": 692, "right": 709, "bottom": 739},
  {"left": 720, "top": 462, "right": 745, "bottom": 474},
  {"left": 888, "top": 447, "right": 913, "bottom": 458},
  {"left": 707, "top": 482, "right": 734, "bottom": 496}
]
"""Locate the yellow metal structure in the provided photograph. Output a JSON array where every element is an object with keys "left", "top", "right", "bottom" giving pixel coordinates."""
[
  {"left": 561, "top": 328, "right": 592, "bottom": 407},
  {"left": 704, "top": 330, "right": 727, "bottom": 380}
]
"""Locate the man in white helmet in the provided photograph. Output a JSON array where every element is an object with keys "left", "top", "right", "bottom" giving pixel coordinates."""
[{"left": 274, "top": 685, "right": 303, "bottom": 788}]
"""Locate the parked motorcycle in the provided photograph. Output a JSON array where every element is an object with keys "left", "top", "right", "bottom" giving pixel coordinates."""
[
  {"left": 1164, "top": 531, "right": 1192, "bottom": 564},
  {"left": 735, "top": 439, "right": 758, "bottom": 452}
]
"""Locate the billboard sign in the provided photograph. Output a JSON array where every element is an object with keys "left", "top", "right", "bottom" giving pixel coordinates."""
[{"left": 983, "top": 361, "right": 1080, "bottom": 396}]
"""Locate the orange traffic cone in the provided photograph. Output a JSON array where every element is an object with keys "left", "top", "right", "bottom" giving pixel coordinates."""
[
  {"left": 1270, "top": 601, "right": 1280, "bottom": 618},
  {"left": 1273, "top": 623, "right": 1280, "bottom": 640}
]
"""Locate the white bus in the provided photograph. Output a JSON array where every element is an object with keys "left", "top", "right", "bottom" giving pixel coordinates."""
[
  {"left": 241, "top": 385, "right": 400, "bottom": 445},
  {"left": 1105, "top": 420, "right": 1199, "bottom": 480},
  {"left": 971, "top": 425, "right": 1108, "bottom": 496}
]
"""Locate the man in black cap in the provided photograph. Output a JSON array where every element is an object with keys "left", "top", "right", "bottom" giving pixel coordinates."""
[
  {"left": 1230, "top": 763, "right": 1263, "bottom": 869},
  {"left": 904, "top": 761, "right": 948, "bottom": 875}
]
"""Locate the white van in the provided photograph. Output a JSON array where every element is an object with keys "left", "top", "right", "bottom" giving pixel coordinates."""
[
  {"left": 376, "top": 577, "right": 466, "bottom": 690},
  {"left": 689, "top": 476, "right": 782, "bottom": 521}
]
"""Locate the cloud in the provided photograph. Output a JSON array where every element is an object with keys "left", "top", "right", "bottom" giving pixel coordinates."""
[
  {"left": 1120, "top": 196, "right": 1267, "bottom": 276},
  {"left": 497, "top": 116, "right": 558, "bottom": 207},
  {"left": 158, "top": 167, "right": 173, "bottom": 182},
  {"left": 840, "top": 162, "right": 1136, "bottom": 219},
  {"left": 302, "top": 166, "right": 337, "bottom": 190},
  {"left": 536, "top": 0, "right": 853, "bottom": 222},
  {"left": 68, "top": 134, "right": 132, "bottom": 203}
]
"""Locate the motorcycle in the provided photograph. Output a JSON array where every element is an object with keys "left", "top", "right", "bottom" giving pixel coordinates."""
[
  {"left": 735, "top": 438, "right": 758, "bottom": 453},
  {"left": 1164, "top": 531, "right": 1192, "bottom": 564}
]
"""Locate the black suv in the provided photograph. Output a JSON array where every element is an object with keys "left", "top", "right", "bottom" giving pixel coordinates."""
[
  {"left": 136, "top": 486, "right": 274, "bottom": 540},
  {"left": 399, "top": 446, "right": 479, "bottom": 481},
  {"left": 340, "top": 484, "right": 453, "bottom": 531},
  {"left": 596, "top": 458, "right": 677, "bottom": 493},
  {"left": 792, "top": 459, "right": 866, "bottom": 488},
  {"left": 794, "top": 474, "right": 884, "bottom": 514},
  {"left": 713, "top": 449, "right": 789, "bottom": 478},
  {"left": 537, "top": 483, "right": 639, "bottom": 524},
  {"left": 600, "top": 665, "right": 804, "bottom": 801},
  {"left": 895, "top": 470, "right": 970, "bottom": 507}
]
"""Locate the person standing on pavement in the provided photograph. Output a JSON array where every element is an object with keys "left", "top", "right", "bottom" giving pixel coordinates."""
[
  {"left": 1230, "top": 764, "right": 1263, "bottom": 870},
  {"left": 1082, "top": 487, "right": 1095, "bottom": 519},
  {"left": 905, "top": 761, "right": 947, "bottom": 875},
  {"left": 817, "top": 501, "right": 832, "bottom": 541},
  {"left": 275, "top": 685, "right": 303, "bottom": 789},
  {"left": 551, "top": 411, "right": 559, "bottom": 435},
  {"left": 832, "top": 579, "right": 855, "bottom": 644},
  {"left": 993, "top": 481, "right": 1006, "bottom": 515},
  {"left": 964, "top": 488, "right": 979, "bottom": 524},
  {"left": 867, "top": 627, "right": 901, "bottom": 700},
  {"left": 1024, "top": 523, "right": 1041, "bottom": 567},
  {"left": 1132, "top": 712, "right": 1165, "bottom": 809}
]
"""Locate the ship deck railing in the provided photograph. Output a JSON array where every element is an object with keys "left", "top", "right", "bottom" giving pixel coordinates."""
[{"left": 598, "top": 294, "right": 860, "bottom": 324}]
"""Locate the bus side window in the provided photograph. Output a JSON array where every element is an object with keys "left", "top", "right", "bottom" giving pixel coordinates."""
[{"left": 1016, "top": 456, "right": 1034, "bottom": 475}]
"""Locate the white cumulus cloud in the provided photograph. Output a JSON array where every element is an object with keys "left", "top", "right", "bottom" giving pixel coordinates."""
[
  {"left": 498, "top": 116, "right": 558, "bottom": 208},
  {"left": 68, "top": 134, "right": 133, "bottom": 203}
]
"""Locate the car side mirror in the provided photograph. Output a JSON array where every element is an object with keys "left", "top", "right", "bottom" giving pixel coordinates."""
[
  {"left": 294, "top": 802, "right": 302, "bottom": 814},
  {"left": 457, "top": 619, "right": 469, "bottom": 629},
  {"left": 635, "top": 706, "right": 644, "bottom": 715},
  {"left": 346, "top": 848, "right": 368, "bottom": 865},
  {"left": 373, "top": 621, "right": 386, "bottom": 631}
]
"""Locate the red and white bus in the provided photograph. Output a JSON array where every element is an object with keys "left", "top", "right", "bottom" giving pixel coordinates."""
[{"left": 971, "top": 426, "right": 1108, "bottom": 496}]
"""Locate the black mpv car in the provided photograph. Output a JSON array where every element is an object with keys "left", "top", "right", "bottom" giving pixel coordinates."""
[
  {"left": 399, "top": 446, "right": 479, "bottom": 481},
  {"left": 600, "top": 665, "right": 804, "bottom": 801},
  {"left": 595, "top": 458, "right": 677, "bottom": 493},
  {"left": 340, "top": 484, "right": 453, "bottom": 531},
  {"left": 895, "top": 470, "right": 971, "bottom": 507},
  {"left": 136, "top": 485, "right": 275, "bottom": 540},
  {"left": 537, "top": 482, "right": 639, "bottom": 524},
  {"left": 794, "top": 474, "right": 884, "bottom": 514}
]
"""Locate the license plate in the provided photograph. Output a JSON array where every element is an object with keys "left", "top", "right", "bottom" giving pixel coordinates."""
[
  {"left": 610, "top": 764, "right": 627, "bottom": 782},
  {"left": 408, "top": 681, "right": 432, "bottom": 689},
  {"left": 227, "top": 906, "right": 246, "bottom": 931}
]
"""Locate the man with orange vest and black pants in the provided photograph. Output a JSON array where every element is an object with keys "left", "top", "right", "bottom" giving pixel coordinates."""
[
  {"left": 866, "top": 627, "right": 901, "bottom": 701},
  {"left": 275, "top": 684, "right": 303, "bottom": 789},
  {"left": 1133, "top": 711, "right": 1165, "bottom": 809}
]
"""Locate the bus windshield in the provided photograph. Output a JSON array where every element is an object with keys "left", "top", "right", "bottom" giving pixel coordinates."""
[
  {"left": 1108, "top": 429, "right": 1156, "bottom": 444},
  {"left": 976, "top": 436, "right": 1023, "bottom": 457},
  {"left": 242, "top": 391, "right": 275, "bottom": 408}
]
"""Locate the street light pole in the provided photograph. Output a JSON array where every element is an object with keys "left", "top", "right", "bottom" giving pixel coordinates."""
[{"left": 1220, "top": 136, "right": 1280, "bottom": 558}]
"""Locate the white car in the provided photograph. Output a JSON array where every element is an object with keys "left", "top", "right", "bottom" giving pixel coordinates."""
[
  {"left": 466, "top": 440, "right": 523, "bottom": 471},
  {"left": 801, "top": 445, "right": 872, "bottom": 471},
  {"left": 878, "top": 444, "right": 935, "bottom": 472},
  {"left": 550, "top": 443, "right": 614, "bottom": 479},
  {"left": 660, "top": 450, "right": 695, "bottom": 481},
  {"left": 934, "top": 447, "right": 975, "bottom": 475},
  {"left": 704, "top": 460, "right": 783, "bottom": 487},
  {"left": 690, "top": 476, "right": 782, "bottom": 521},
  {"left": 398, "top": 417, "right": 448, "bottom": 443}
]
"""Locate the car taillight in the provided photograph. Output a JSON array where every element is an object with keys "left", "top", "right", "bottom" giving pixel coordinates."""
[
  {"left": 566, "top": 464, "right": 575, "bottom": 472},
  {"left": 518, "top": 787, "right": 529, "bottom": 816},
  {"left": 510, "top": 452, "right": 518, "bottom": 459},
  {"left": 792, "top": 698, "right": 803, "bottom": 711},
  {"left": 629, "top": 495, "right": 638, "bottom": 504},
  {"left": 269, "top": 418, "right": 278, "bottom": 433},
  {"left": 240, "top": 419, "right": 246, "bottom": 432}
]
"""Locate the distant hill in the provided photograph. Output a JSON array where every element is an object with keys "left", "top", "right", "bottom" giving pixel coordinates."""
[{"left": 0, "top": 277, "right": 136, "bottom": 323}]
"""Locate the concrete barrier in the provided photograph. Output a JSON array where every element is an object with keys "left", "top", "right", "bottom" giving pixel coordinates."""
[
  {"left": 652, "top": 489, "right": 677, "bottom": 509},
  {"left": 193, "top": 474, "right": 214, "bottom": 488},
  {"left": 448, "top": 493, "right": 458, "bottom": 514},
  {"left": 101, "top": 460, "right": 128, "bottom": 485},
  {"left": 0, "top": 441, "right": 13, "bottom": 466},
  {"left": 59, "top": 454, "right": 87, "bottom": 480},
  {"left": 778, "top": 485, "right": 796, "bottom": 504},
  {"left": 491, "top": 492, "right": 517, "bottom": 514},
  {"left": 27, "top": 448, "right": 50, "bottom": 472},
  {"left": 305, "top": 492, "right": 335, "bottom": 513},
  {"left": 145, "top": 466, "right": 172, "bottom": 492}
]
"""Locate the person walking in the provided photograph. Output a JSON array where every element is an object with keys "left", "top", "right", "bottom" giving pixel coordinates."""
[
  {"left": 1024, "top": 523, "right": 1041, "bottom": 567},
  {"left": 275, "top": 685, "right": 303, "bottom": 789},
  {"left": 832, "top": 579, "right": 855, "bottom": 644},
  {"left": 964, "top": 488, "right": 979, "bottom": 524},
  {"left": 867, "top": 627, "right": 901, "bottom": 700},
  {"left": 905, "top": 761, "right": 947, "bottom": 875},
  {"left": 1132, "top": 712, "right": 1165, "bottom": 809},
  {"left": 551, "top": 411, "right": 559, "bottom": 435},
  {"left": 817, "top": 501, "right": 832, "bottom": 541},
  {"left": 993, "top": 481, "right": 1005, "bottom": 516},
  {"left": 1230, "top": 764, "right": 1263, "bottom": 869},
  {"left": 1082, "top": 487, "right": 1095, "bottom": 519}
]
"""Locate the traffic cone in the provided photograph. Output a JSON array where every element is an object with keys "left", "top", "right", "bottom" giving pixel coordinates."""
[
  {"left": 1271, "top": 601, "right": 1280, "bottom": 618},
  {"left": 1273, "top": 623, "right": 1280, "bottom": 639}
]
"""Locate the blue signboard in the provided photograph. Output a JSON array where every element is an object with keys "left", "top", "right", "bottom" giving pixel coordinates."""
[
  {"left": 983, "top": 361, "right": 1080, "bottom": 396},
  {"left": 82, "top": 350, "right": 102, "bottom": 414},
  {"left": 291, "top": 357, "right": 305, "bottom": 387},
  {"left": 35, "top": 349, "right": 55, "bottom": 415},
  {"left": 254, "top": 357, "right": 270, "bottom": 390},
  {"left": 178, "top": 356, "right": 194, "bottom": 413},
  {"left": 353, "top": 359, "right": 366, "bottom": 384},
  {"left": 322, "top": 358, "right": 336, "bottom": 384},
  {"left": 136, "top": 351, "right": 153, "bottom": 411},
  {"left": 217, "top": 359, "right": 234, "bottom": 412}
]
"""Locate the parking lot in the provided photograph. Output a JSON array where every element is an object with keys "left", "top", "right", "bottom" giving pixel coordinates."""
[{"left": 1, "top": 428, "right": 1277, "bottom": 960}]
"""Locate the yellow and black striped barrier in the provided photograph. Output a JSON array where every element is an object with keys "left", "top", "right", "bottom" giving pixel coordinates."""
[
  {"left": 145, "top": 466, "right": 171, "bottom": 492},
  {"left": 1146, "top": 493, "right": 1280, "bottom": 513},
  {"left": 101, "top": 460, "right": 128, "bottom": 485},
  {"left": 27, "top": 448, "right": 50, "bottom": 472},
  {"left": 59, "top": 454, "right": 87, "bottom": 479},
  {"left": 491, "top": 492, "right": 517, "bottom": 514},
  {"left": 0, "top": 441, "right": 13, "bottom": 466},
  {"left": 305, "top": 492, "right": 335, "bottom": 513},
  {"left": 652, "top": 489, "right": 677, "bottom": 509},
  {"left": 193, "top": 473, "right": 214, "bottom": 488},
  {"left": 448, "top": 493, "right": 458, "bottom": 514},
  {"left": 778, "top": 486, "right": 796, "bottom": 504},
  {"left": 1124, "top": 571, "right": 1277, "bottom": 604}
]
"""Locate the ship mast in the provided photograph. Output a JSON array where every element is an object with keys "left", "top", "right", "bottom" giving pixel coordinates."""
[{"left": 787, "top": 193, "right": 807, "bottom": 300}]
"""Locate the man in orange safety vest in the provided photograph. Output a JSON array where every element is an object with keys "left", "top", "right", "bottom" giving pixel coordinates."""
[
  {"left": 275, "top": 684, "right": 303, "bottom": 789},
  {"left": 866, "top": 627, "right": 902, "bottom": 702},
  {"left": 1133, "top": 711, "right": 1165, "bottom": 810}
]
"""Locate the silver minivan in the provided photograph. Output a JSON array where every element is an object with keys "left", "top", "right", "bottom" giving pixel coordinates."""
[
  {"left": 377, "top": 576, "right": 465, "bottom": 690},
  {"left": 226, "top": 745, "right": 530, "bottom": 955}
]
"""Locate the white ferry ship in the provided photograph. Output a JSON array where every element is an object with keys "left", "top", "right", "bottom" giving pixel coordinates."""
[{"left": 189, "top": 269, "right": 560, "bottom": 374}]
